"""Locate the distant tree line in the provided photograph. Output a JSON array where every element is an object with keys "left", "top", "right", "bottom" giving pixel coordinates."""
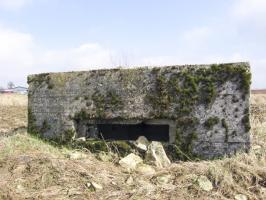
[{"left": 0, "top": 81, "right": 15, "bottom": 90}]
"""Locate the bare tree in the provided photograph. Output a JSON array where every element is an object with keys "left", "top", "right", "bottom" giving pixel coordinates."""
[
  {"left": 109, "top": 51, "right": 133, "bottom": 67},
  {"left": 7, "top": 81, "right": 15, "bottom": 89}
]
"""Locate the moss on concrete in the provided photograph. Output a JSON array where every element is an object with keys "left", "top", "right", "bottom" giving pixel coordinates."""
[
  {"left": 40, "top": 119, "right": 51, "bottom": 133},
  {"left": 28, "top": 108, "right": 39, "bottom": 136},
  {"left": 222, "top": 118, "right": 229, "bottom": 142},
  {"left": 173, "top": 117, "right": 199, "bottom": 160},
  {"left": 73, "top": 140, "right": 132, "bottom": 157},
  {"left": 147, "top": 63, "right": 250, "bottom": 119},
  {"left": 52, "top": 129, "right": 76, "bottom": 145},
  {"left": 27, "top": 72, "right": 76, "bottom": 90},
  {"left": 72, "top": 89, "right": 124, "bottom": 119},
  {"left": 242, "top": 115, "right": 251, "bottom": 132},
  {"left": 91, "top": 90, "right": 106, "bottom": 118},
  {"left": 204, "top": 117, "right": 220, "bottom": 129},
  {"left": 27, "top": 73, "right": 50, "bottom": 88}
]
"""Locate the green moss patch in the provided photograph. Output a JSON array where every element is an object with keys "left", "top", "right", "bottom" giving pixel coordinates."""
[
  {"left": 28, "top": 108, "right": 39, "bottom": 136},
  {"left": 204, "top": 117, "right": 220, "bottom": 129},
  {"left": 73, "top": 140, "right": 133, "bottom": 157},
  {"left": 173, "top": 117, "right": 199, "bottom": 160},
  {"left": 73, "top": 89, "right": 124, "bottom": 119},
  {"left": 147, "top": 63, "right": 250, "bottom": 118},
  {"left": 221, "top": 118, "right": 229, "bottom": 142}
]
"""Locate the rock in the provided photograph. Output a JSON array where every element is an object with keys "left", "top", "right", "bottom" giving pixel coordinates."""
[
  {"left": 234, "top": 194, "right": 248, "bottom": 200},
  {"left": 137, "top": 136, "right": 149, "bottom": 145},
  {"left": 86, "top": 181, "right": 103, "bottom": 191},
  {"left": 135, "top": 164, "right": 155, "bottom": 175},
  {"left": 134, "top": 136, "right": 149, "bottom": 151},
  {"left": 68, "top": 188, "right": 83, "bottom": 196},
  {"left": 111, "top": 181, "right": 117, "bottom": 185},
  {"left": 13, "top": 164, "right": 27, "bottom": 174},
  {"left": 91, "top": 181, "right": 103, "bottom": 191},
  {"left": 86, "top": 182, "right": 92, "bottom": 188},
  {"left": 119, "top": 153, "right": 143, "bottom": 170},
  {"left": 156, "top": 174, "right": 172, "bottom": 185},
  {"left": 16, "top": 184, "right": 24, "bottom": 193},
  {"left": 125, "top": 176, "right": 134, "bottom": 185},
  {"left": 252, "top": 145, "right": 262, "bottom": 154},
  {"left": 97, "top": 151, "right": 113, "bottom": 162},
  {"left": 261, "top": 187, "right": 266, "bottom": 196},
  {"left": 75, "top": 137, "right": 86, "bottom": 142},
  {"left": 68, "top": 151, "right": 87, "bottom": 160},
  {"left": 136, "top": 143, "right": 147, "bottom": 151},
  {"left": 197, "top": 175, "right": 213, "bottom": 191},
  {"left": 145, "top": 141, "right": 171, "bottom": 168}
]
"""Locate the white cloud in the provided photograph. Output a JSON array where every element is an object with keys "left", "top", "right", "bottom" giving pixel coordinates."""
[
  {"left": 0, "top": 12, "right": 264, "bottom": 89},
  {"left": 140, "top": 53, "right": 248, "bottom": 67},
  {"left": 0, "top": 26, "right": 116, "bottom": 87},
  {"left": 0, "top": 26, "right": 34, "bottom": 65},
  {"left": 232, "top": 0, "right": 266, "bottom": 31},
  {"left": 0, "top": 0, "right": 30, "bottom": 10},
  {"left": 250, "top": 59, "right": 266, "bottom": 89},
  {"left": 232, "top": 0, "right": 266, "bottom": 19},
  {"left": 38, "top": 44, "right": 115, "bottom": 72},
  {"left": 0, "top": 26, "right": 34, "bottom": 86},
  {"left": 182, "top": 27, "right": 212, "bottom": 45}
]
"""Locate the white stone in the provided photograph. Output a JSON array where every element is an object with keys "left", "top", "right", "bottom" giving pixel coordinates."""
[
  {"left": 252, "top": 145, "right": 262, "bottom": 154},
  {"left": 13, "top": 164, "right": 27, "bottom": 174},
  {"left": 16, "top": 184, "right": 24, "bottom": 192},
  {"left": 135, "top": 164, "right": 155, "bottom": 175},
  {"left": 125, "top": 176, "right": 134, "bottom": 185},
  {"left": 91, "top": 181, "right": 103, "bottom": 190},
  {"left": 119, "top": 153, "right": 143, "bottom": 170},
  {"left": 197, "top": 175, "right": 213, "bottom": 191},
  {"left": 86, "top": 182, "right": 91, "bottom": 188},
  {"left": 68, "top": 151, "right": 87, "bottom": 160},
  {"left": 234, "top": 194, "right": 248, "bottom": 200},
  {"left": 135, "top": 143, "right": 147, "bottom": 151},
  {"left": 86, "top": 181, "right": 103, "bottom": 191},
  {"left": 75, "top": 137, "right": 86, "bottom": 142},
  {"left": 134, "top": 136, "right": 149, "bottom": 151},
  {"left": 111, "top": 181, "right": 117, "bottom": 185},
  {"left": 145, "top": 141, "right": 171, "bottom": 168},
  {"left": 156, "top": 174, "right": 172, "bottom": 184}
]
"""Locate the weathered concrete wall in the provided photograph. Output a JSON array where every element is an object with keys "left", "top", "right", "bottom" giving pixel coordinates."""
[{"left": 28, "top": 62, "right": 251, "bottom": 159}]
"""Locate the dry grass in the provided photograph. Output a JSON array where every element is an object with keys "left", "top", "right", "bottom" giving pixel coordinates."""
[
  {"left": 251, "top": 93, "right": 266, "bottom": 106},
  {"left": 0, "top": 94, "right": 27, "bottom": 107},
  {"left": 0, "top": 94, "right": 266, "bottom": 199},
  {"left": 0, "top": 94, "right": 27, "bottom": 134}
]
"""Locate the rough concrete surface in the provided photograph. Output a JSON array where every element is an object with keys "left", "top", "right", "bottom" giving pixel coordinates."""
[{"left": 28, "top": 62, "right": 251, "bottom": 159}]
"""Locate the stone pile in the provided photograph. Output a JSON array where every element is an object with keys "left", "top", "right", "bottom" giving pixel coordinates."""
[{"left": 119, "top": 136, "right": 171, "bottom": 172}]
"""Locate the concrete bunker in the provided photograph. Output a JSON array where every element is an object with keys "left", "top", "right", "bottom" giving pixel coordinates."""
[{"left": 27, "top": 62, "right": 251, "bottom": 159}]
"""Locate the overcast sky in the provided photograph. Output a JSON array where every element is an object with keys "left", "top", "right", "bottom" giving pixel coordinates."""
[{"left": 0, "top": 0, "right": 265, "bottom": 88}]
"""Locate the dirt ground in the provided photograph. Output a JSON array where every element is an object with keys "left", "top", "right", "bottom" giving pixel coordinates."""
[{"left": 0, "top": 93, "right": 266, "bottom": 200}]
